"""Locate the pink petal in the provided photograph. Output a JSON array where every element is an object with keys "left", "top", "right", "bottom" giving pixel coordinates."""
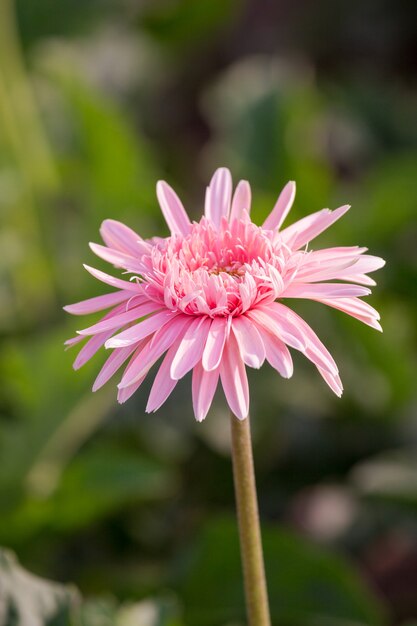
[
  {"left": 84, "top": 265, "right": 140, "bottom": 292},
  {"left": 170, "top": 317, "right": 211, "bottom": 379},
  {"left": 341, "top": 274, "right": 376, "bottom": 286},
  {"left": 92, "top": 343, "right": 139, "bottom": 391},
  {"left": 73, "top": 329, "right": 115, "bottom": 370},
  {"left": 297, "top": 253, "right": 385, "bottom": 284},
  {"left": 156, "top": 181, "right": 191, "bottom": 236},
  {"left": 192, "top": 362, "right": 220, "bottom": 422},
  {"left": 118, "top": 315, "right": 190, "bottom": 387},
  {"left": 220, "top": 333, "right": 249, "bottom": 420},
  {"left": 229, "top": 180, "right": 252, "bottom": 222},
  {"left": 146, "top": 338, "right": 183, "bottom": 412},
  {"left": 64, "top": 290, "right": 132, "bottom": 315},
  {"left": 262, "top": 181, "right": 296, "bottom": 230},
  {"left": 77, "top": 301, "right": 161, "bottom": 336},
  {"left": 205, "top": 168, "right": 233, "bottom": 227},
  {"left": 89, "top": 242, "right": 143, "bottom": 271},
  {"left": 247, "top": 307, "right": 305, "bottom": 350},
  {"left": 257, "top": 327, "right": 293, "bottom": 378},
  {"left": 231, "top": 316, "right": 265, "bottom": 368},
  {"left": 105, "top": 310, "right": 180, "bottom": 348},
  {"left": 312, "top": 297, "right": 382, "bottom": 331},
  {"left": 282, "top": 282, "right": 371, "bottom": 299},
  {"left": 273, "top": 303, "right": 339, "bottom": 376},
  {"left": 317, "top": 367, "right": 343, "bottom": 396},
  {"left": 72, "top": 301, "right": 131, "bottom": 368},
  {"left": 117, "top": 374, "right": 147, "bottom": 403},
  {"left": 65, "top": 335, "right": 84, "bottom": 348},
  {"left": 100, "top": 219, "right": 148, "bottom": 256},
  {"left": 202, "top": 317, "right": 229, "bottom": 371},
  {"left": 281, "top": 204, "right": 350, "bottom": 250}
]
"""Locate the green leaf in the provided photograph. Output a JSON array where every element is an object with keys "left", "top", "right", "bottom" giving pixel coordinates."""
[{"left": 176, "top": 518, "right": 386, "bottom": 626}]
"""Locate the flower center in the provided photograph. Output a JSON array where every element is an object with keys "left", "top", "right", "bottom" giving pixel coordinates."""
[
  {"left": 140, "top": 216, "right": 287, "bottom": 317},
  {"left": 209, "top": 264, "right": 245, "bottom": 278}
]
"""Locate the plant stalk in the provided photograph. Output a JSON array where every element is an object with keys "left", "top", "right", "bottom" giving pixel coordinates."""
[{"left": 230, "top": 411, "right": 271, "bottom": 626}]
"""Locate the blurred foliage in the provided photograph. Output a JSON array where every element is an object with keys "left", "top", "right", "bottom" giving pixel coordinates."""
[
  {"left": 0, "top": 0, "right": 416, "bottom": 624},
  {"left": 176, "top": 518, "right": 385, "bottom": 625}
]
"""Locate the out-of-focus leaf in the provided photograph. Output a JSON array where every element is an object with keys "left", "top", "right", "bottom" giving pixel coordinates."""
[
  {"left": 176, "top": 518, "right": 386, "bottom": 626},
  {"left": 353, "top": 154, "right": 417, "bottom": 244},
  {"left": 140, "top": 0, "right": 238, "bottom": 49},
  {"left": 0, "top": 328, "right": 110, "bottom": 500},
  {"left": 0, "top": 442, "right": 176, "bottom": 539},
  {"left": 35, "top": 46, "right": 162, "bottom": 248},
  {"left": 351, "top": 449, "right": 417, "bottom": 506},
  {"left": 0, "top": 548, "right": 78, "bottom": 625}
]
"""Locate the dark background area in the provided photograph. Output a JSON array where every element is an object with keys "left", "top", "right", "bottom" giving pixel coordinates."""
[{"left": 0, "top": 0, "right": 416, "bottom": 624}]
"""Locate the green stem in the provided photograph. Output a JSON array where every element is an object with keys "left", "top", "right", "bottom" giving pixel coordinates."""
[{"left": 230, "top": 411, "right": 271, "bottom": 626}]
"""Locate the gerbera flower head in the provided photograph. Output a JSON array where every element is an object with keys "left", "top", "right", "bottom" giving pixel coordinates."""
[{"left": 65, "top": 168, "right": 385, "bottom": 420}]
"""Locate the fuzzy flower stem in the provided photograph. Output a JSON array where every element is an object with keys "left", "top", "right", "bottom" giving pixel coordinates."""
[{"left": 230, "top": 411, "right": 271, "bottom": 626}]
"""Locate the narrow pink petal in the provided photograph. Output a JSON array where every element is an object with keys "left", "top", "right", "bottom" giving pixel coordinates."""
[
  {"left": 89, "top": 242, "right": 143, "bottom": 271},
  {"left": 311, "top": 297, "right": 383, "bottom": 331},
  {"left": 262, "top": 181, "right": 296, "bottom": 230},
  {"left": 93, "top": 344, "right": 139, "bottom": 391},
  {"left": 77, "top": 301, "right": 160, "bottom": 336},
  {"left": 202, "top": 317, "right": 228, "bottom": 371},
  {"left": 297, "top": 254, "right": 385, "bottom": 284},
  {"left": 220, "top": 333, "right": 249, "bottom": 420},
  {"left": 231, "top": 316, "right": 265, "bottom": 368},
  {"left": 247, "top": 307, "right": 305, "bottom": 350},
  {"left": 105, "top": 310, "right": 180, "bottom": 348},
  {"left": 117, "top": 374, "right": 147, "bottom": 403},
  {"left": 84, "top": 265, "right": 140, "bottom": 292},
  {"left": 64, "top": 290, "right": 132, "bottom": 315},
  {"left": 118, "top": 316, "right": 190, "bottom": 387},
  {"left": 65, "top": 335, "right": 84, "bottom": 348},
  {"left": 100, "top": 219, "right": 148, "bottom": 256},
  {"left": 348, "top": 254, "right": 386, "bottom": 274},
  {"left": 272, "top": 303, "right": 339, "bottom": 375},
  {"left": 281, "top": 204, "right": 350, "bottom": 250},
  {"left": 156, "top": 181, "right": 191, "bottom": 236},
  {"left": 317, "top": 367, "right": 343, "bottom": 397},
  {"left": 257, "top": 327, "right": 293, "bottom": 378},
  {"left": 341, "top": 274, "right": 376, "bottom": 286},
  {"left": 72, "top": 301, "right": 131, "bottom": 368},
  {"left": 170, "top": 317, "right": 211, "bottom": 379},
  {"left": 282, "top": 282, "right": 371, "bottom": 299},
  {"left": 229, "top": 180, "right": 252, "bottom": 222},
  {"left": 205, "top": 168, "right": 233, "bottom": 227},
  {"left": 192, "top": 362, "right": 220, "bottom": 422},
  {"left": 146, "top": 338, "right": 183, "bottom": 412},
  {"left": 73, "top": 329, "right": 115, "bottom": 370}
]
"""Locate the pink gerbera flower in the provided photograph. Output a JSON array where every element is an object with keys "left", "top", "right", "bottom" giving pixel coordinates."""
[{"left": 65, "top": 168, "right": 384, "bottom": 420}]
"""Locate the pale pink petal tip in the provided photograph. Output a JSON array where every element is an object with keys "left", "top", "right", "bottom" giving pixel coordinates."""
[
  {"left": 205, "top": 167, "right": 233, "bottom": 227},
  {"left": 262, "top": 180, "right": 296, "bottom": 231},
  {"left": 230, "top": 180, "right": 252, "bottom": 222},
  {"left": 156, "top": 180, "right": 191, "bottom": 236}
]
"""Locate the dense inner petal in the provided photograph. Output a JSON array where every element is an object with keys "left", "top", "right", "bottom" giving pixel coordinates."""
[{"left": 137, "top": 215, "right": 288, "bottom": 317}]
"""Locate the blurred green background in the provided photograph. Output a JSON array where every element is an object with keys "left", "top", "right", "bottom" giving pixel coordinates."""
[{"left": 0, "top": 0, "right": 416, "bottom": 624}]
